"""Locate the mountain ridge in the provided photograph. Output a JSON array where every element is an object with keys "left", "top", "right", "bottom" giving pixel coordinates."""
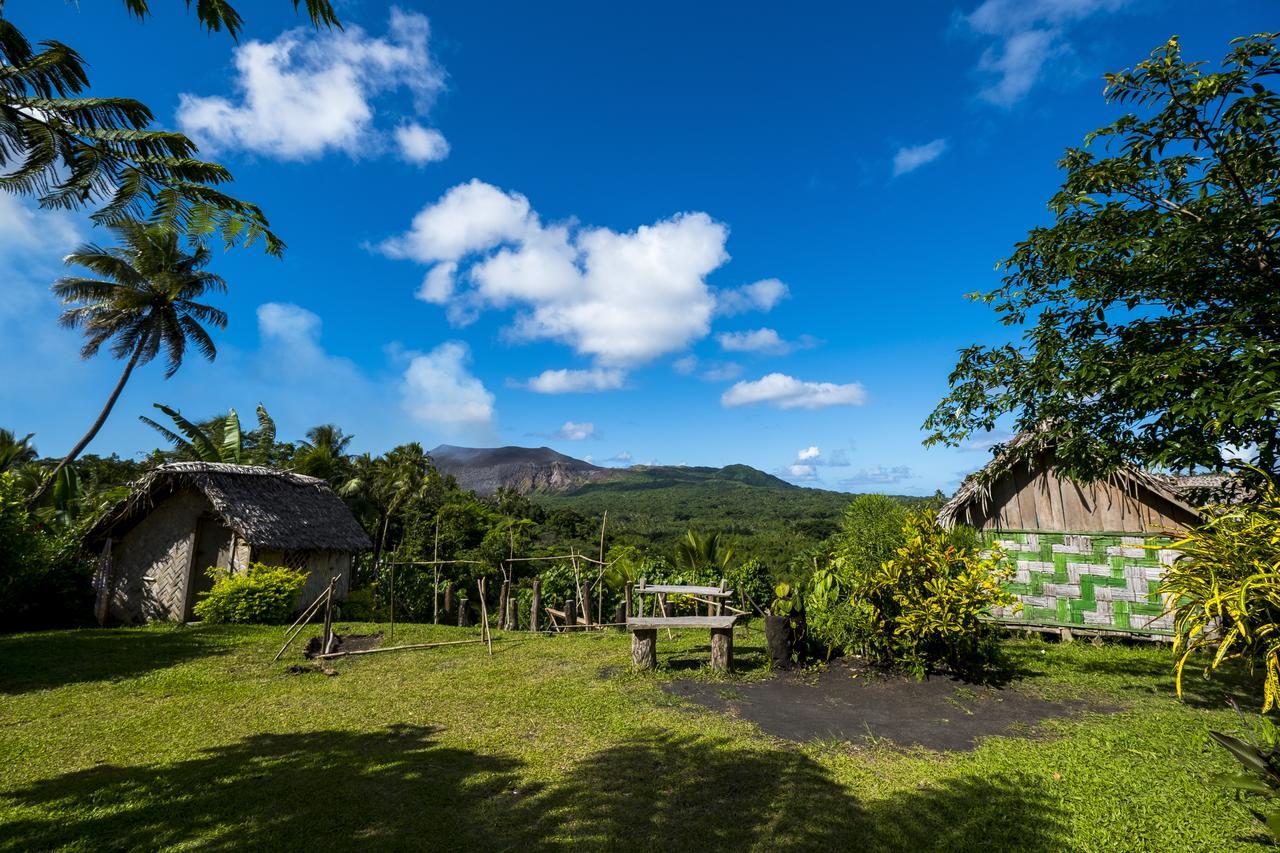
[{"left": 428, "top": 444, "right": 802, "bottom": 496}]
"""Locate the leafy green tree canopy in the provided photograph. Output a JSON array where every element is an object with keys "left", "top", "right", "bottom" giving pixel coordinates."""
[
  {"left": 924, "top": 34, "right": 1280, "bottom": 479},
  {"left": 0, "top": 0, "right": 339, "bottom": 252}
]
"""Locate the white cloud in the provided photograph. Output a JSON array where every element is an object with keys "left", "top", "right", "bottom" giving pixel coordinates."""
[
  {"left": 892, "top": 138, "right": 948, "bottom": 176},
  {"left": 523, "top": 367, "right": 626, "bottom": 394},
  {"left": 716, "top": 278, "right": 790, "bottom": 315},
  {"left": 415, "top": 260, "right": 458, "bottom": 304},
  {"left": 396, "top": 122, "right": 450, "bottom": 164},
  {"left": 962, "top": 0, "right": 1129, "bottom": 107},
  {"left": 785, "top": 463, "right": 818, "bottom": 482},
  {"left": 721, "top": 373, "right": 867, "bottom": 410},
  {"left": 380, "top": 181, "right": 735, "bottom": 367},
  {"left": 606, "top": 451, "right": 633, "bottom": 464},
  {"left": 401, "top": 341, "right": 495, "bottom": 429},
  {"left": 798, "top": 446, "right": 821, "bottom": 461},
  {"left": 177, "top": 8, "right": 447, "bottom": 161},
  {"left": 673, "top": 355, "right": 699, "bottom": 375},
  {"left": 554, "top": 420, "right": 596, "bottom": 440},
  {"left": 840, "top": 465, "right": 916, "bottom": 487},
  {"left": 717, "top": 328, "right": 792, "bottom": 354},
  {"left": 701, "top": 362, "right": 743, "bottom": 382}
]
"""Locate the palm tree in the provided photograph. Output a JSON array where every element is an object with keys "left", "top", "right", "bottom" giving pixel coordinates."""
[
  {"left": 293, "top": 424, "right": 355, "bottom": 483},
  {"left": 140, "top": 403, "right": 276, "bottom": 465},
  {"left": 30, "top": 223, "right": 227, "bottom": 504},
  {"left": 340, "top": 444, "right": 434, "bottom": 569},
  {"left": 675, "top": 529, "right": 734, "bottom": 574},
  {"left": 0, "top": 429, "right": 37, "bottom": 473}
]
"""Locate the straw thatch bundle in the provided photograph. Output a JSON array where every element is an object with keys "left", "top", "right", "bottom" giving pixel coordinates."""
[{"left": 88, "top": 462, "right": 371, "bottom": 551}]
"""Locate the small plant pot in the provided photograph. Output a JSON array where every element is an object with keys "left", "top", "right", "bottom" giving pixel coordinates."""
[{"left": 764, "top": 614, "right": 794, "bottom": 669}]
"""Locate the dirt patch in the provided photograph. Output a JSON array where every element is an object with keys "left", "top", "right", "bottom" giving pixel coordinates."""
[
  {"left": 303, "top": 632, "right": 383, "bottom": 659},
  {"left": 661, "top": 657, "right": 1106, "bottom": 751}
]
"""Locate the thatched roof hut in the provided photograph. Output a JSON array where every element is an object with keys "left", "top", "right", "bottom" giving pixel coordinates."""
[
  {"left": 938, "top": 434, "right": 1205, "bottom": 637},
  {"left": 89, "top": 463, "right": 371, "bottom": 624}
]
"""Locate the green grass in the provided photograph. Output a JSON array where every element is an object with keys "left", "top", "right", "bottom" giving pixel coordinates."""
[{"left": 0, "top": 623, "right": 1269, "bottom": 851}]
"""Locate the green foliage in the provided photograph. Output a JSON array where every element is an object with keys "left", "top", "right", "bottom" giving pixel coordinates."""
[
  {"left": 674, "top": 529, "right": 733, "bottom": 573},
  {"left": 192, "top": 563, "right": 307, "bottom": 624},
  {"left": 925, "top": 33, "right": 1280, "bottom": 479},
  {"left": 0, "top": 473, "right": 92, "bottom": 630},
  {"left": 1207, "top": 713, "right": 1280, "bottom": 842},
  {"left": 0, "top": 429, "right": 37, "bottom": 473},
  {"left": 831, "top": 494, "right": 908, "bottom": 579},
  {"left": 818, "top": 512, "right": 1016, "bottom": 678},
  {"left": 726, "top": 557, "right": 773, "bottom": 614},
  {"left": 141, "top": 403, "right": 278, "bottom": 465},
  {"left": 117, "top": 0, "right": 341, "bottom": 40},
  {"left": 0, "top": 16, "right": 284, "bottom": 254},
  {"left": 770, "top": 581, "right": 801, "bottom": 617},
  {"left": 1161, "top": 474, "right": 1280, "bottom": 711}
]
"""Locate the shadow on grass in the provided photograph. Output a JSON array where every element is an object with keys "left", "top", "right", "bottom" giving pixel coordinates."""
[
  {"left": 0, "top": 627, "right": 235, "bottom": 695},
  {"left": 5, "top": 726, "right": 1071, "bottom": 851}
]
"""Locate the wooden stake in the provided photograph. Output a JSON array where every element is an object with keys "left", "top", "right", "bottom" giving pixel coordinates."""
[
  {"left": 506, "top": 596, "right": 517, "bottom": 632},
  {"left": 273, "top": 577, "right": 336, "bottom": 661},
  {"left": 477, "top": 578, "right": 493, "bottom": 655},
  {"left": 315, "top": 638, "right": 485, "bottom": 659},
  {"left": 445, "top": 582, "right": 455, "bottom": 621},
  {"left": 432, "top": 519, "right": 440, "bottom": 625},
  {"left": 530, "top": 579, "right": 541, "bottom": 633}
]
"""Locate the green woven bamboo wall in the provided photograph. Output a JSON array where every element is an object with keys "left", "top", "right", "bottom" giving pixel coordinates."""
[{"left": 985, "top": 531, "right": 1178, "bottom": 635}]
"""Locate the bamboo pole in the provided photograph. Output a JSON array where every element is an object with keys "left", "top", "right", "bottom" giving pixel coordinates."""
[
  {"left": 273, "top": 577, "right": 337, "bottom": 662},
  {"left": 314, "top": 638, "right": 485, "bottom": 659},
  {"left": 476, "top": 578, "right": 493, "bottom": 656},
  {"left": 432, "top": 519, "right": 440, "bottom": 625}
]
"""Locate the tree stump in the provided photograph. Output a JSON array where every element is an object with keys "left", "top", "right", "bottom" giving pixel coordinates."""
[
  {"left": 506, "top": 596, "right": 517, "bottom": 632},
  {"left": 710, "top": 627, "right": 733, "bottom": 673},
  {"left": 458, "top": 597, "right": 470, "bottom": 628},
  {"left": 631, "top": 629, "right": 657, "bottom": 669},
  {"left": 530, "top": 580, "right": 541, "bottom": 633},
  {"left": 565, "top": 598, "right": 576, "bottom": 631}
]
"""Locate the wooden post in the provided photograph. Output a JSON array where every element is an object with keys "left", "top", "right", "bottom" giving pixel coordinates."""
[
  {"left": 581, "top": 582, "right": 592, "bottom": 628},
  {"left": 612, "top": 601, "right": 626, "bottom": 629},
  {"left": 432, "top": 519, "right": 440, "bottom": 625},
  {"left": 499, "top": 580, "right": 511, "bottom": 630},
  {"left": 716, "top": 578, "right": 727, "bottom": 617},
  {"left": 458, "top": 597, "right": 470, "bottom": 628},
  {"left": 631, "top": 628, "right": 657, "bottom": 669},
  {"left": 565, "top": 598, "right": 576, "bottom": 631},
  {"left": 444, "top": 582, "right": 455, "bottom": 622},
  {"left": 710, "top": 627, "right": 733, "bottom": 672},
  {"left": 624, "top": 583, "right": 633, "bottom": 620},
  {"left": 530, "top": 579, "right": 541, "bottom": 633},
  {"left": 506, "top": 596, "right": 517, "bottom": 632},
  {"left": 321, "top": 584, "right": 335, "bottom": 655}
]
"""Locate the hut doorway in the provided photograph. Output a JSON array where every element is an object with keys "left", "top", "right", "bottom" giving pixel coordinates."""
[{"left": 185, "top": 516, "right": 233, "bottom": 620}]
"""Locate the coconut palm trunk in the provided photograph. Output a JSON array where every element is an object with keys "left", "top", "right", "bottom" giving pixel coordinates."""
[{"left": 29, "top": 339, "right": 146, "bottom": 506}]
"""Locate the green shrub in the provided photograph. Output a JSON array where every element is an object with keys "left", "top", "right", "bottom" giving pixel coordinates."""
[
  {"left": 0, "top": 473, "right": 93, "bottom": 631},
  {"left": 1161, "top": 473, "right": 1280, "bottom": 711},
  {"left": 831, "top": 494, "right": 908, "bottom": 580},
  {"left": 193, "top": 562, "right": 308, "bottom": 624},
  {"left": 815, "top": 511, "right": 1016, "bottom": 678},
  {"left": 726, "top": 557, "right": 773, "bottom": 614}
]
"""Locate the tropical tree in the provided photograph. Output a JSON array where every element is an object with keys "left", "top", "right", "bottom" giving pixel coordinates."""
[
  {"left": 31, "top": 223, "right": 227, "bottom": 503},
  {"left": 292, "top": 424, "right": 355, "bottom": 483},
  {"left": 0, "top": 429, "right": 37, "bottom": 473},
  {"left": 923, "top": 34, "right": 1280, "bottom": 481},
  {"left": 340, "top": 444, "right": 435, "bottom": 568},
  {"left": 675, "top": 529, "right": 733, "bottom": 574},
  {"left": 141, "top": 403, "right": 277, "bottom": 465},
  {"left": 0, "top": 1, "right": 338, "bottom": 249}
]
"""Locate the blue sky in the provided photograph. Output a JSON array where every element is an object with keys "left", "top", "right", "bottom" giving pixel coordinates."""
[{"left": 2, "top": 0, "right": 1275, "bottom": 494}]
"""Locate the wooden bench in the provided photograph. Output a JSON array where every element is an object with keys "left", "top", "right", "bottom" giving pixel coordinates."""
[{"left": 627, "top": 614, "right": 740, "bottom": 672}]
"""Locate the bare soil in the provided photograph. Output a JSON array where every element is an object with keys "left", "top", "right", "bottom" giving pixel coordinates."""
[
  {"left": 662, "top": 657, "right": 1105, "bottom": 751},
  {"left": 303, "top": 632, "right": 383, "bottom": 659}
]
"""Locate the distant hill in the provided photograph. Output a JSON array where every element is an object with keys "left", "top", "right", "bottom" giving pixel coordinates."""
[
  {"left": 430, "top": 444, "right": 613, "bottom": 495},
  {"left": 429, "top": 445, "right": 803, "bottom": 497}
]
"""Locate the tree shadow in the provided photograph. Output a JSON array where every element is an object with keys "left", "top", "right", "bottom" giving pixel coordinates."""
[
  {"left": 518, "top": 729, "right": 1071, "bottom": 851},
  {"left": 3, "top": 725, "right": 524, "bottom": 850},
  {"left": 1029, "top": 648, "right": 1266, "bottom": 711},
  {"left": 0, "top": 627, "right": 235, "bottom": 695}
]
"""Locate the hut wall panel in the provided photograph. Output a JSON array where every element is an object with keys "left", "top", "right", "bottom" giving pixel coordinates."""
[
  {"left": 977, "top": 470, "right": 1197, "bottom": 534},
  {"left": 108, "top": 490, "right": 211, "bottom": 623}
]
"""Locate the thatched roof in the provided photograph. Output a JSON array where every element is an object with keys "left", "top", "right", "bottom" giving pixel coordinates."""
[
  {"left": 88, "top": 462, "right": 371, "bottom": 551},
  {"left": 938, "top": 432, "right": 1203, "bottom": 530}
]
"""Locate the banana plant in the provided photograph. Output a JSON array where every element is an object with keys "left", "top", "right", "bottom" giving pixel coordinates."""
[{"left": 140, "top": 403, "right": 277, "bottom": 465}]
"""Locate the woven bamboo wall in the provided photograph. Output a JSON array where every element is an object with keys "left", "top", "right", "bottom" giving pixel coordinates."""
[
  {"left": 109, "top": 490, "right": 211, "bottom": 623},
  {"left": 988, "top": 531, "right": 1179, "bottom": 634}
]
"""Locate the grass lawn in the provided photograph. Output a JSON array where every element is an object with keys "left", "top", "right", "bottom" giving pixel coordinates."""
[{"left": 0, "top": 622, "right": 1269, "bottom": 851}]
